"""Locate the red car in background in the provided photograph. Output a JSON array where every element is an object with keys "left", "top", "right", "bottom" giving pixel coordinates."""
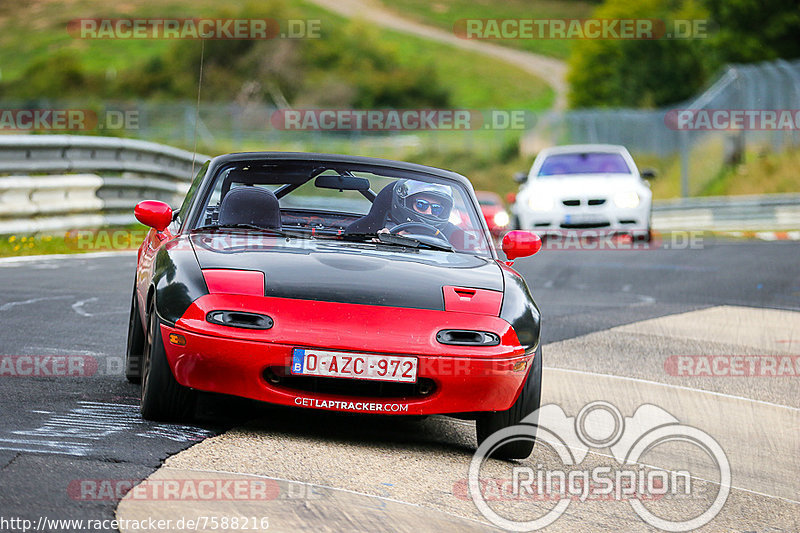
[{"left": 476, "top": 191, "right": 511, "bottom": 240}]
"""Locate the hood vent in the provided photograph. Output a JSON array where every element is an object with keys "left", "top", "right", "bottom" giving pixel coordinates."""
[
  {"left": 207, "top": 310, "right": 273, "bottom": 330},
  {"left": 436, "top": 329, "right": 500, "bottom": 346}
]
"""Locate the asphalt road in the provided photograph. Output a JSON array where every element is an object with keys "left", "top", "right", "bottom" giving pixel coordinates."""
[{"left": 0, "top": 237, "right": 798, "bottom": 531}]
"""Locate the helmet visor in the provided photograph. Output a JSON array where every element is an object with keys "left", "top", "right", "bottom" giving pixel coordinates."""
[{"left": 399, "top": 181, "right": 453, "bottom": 221}]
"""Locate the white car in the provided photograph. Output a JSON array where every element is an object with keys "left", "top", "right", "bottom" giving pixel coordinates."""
[{"left": 512, "top": 144, "right": 654, "bottom": 240}]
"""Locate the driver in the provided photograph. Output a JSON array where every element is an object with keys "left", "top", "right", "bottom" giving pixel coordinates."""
[{"left": 378, "top": 180, "right": 454, "bottom": 237}]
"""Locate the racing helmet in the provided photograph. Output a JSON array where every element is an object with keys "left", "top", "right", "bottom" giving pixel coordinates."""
[{"left": 389, "top": 179, "right": 454, "bottom": 228}]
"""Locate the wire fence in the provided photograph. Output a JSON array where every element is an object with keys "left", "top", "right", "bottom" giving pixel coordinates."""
[
  {"left": 528, "top": 58, "right": 800, "bottom": 196},
  {"left": 2, "top": 58, "right": 797, "bottom": 197},
  {"left": 0, "top": 99, "right": 522, "bottom": 161}
]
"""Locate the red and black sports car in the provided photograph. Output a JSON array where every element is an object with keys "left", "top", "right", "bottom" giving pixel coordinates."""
[{"left": 126, "top": 153, "right": 543, "bottom": 458}]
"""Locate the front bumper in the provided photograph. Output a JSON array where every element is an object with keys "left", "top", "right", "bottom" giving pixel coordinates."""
[
  {"left": 160, "top": 294, "right": 535, "bottom": 416},
  {"left": 516, "top": 203, "right": 651, "bottom": 234}
]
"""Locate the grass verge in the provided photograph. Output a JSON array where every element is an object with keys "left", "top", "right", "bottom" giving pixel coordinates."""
[
  {"left": 378, "top": 0, "right": 594, "bottom": 60},
  {"left": 0, "top": 225, "right": 148, "bottom": 258}
]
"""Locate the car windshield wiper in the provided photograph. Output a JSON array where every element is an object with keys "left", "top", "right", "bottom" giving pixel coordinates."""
[
  {"left": 193, "top": 224, "right": 289, "bottom": 236},
  {"left": 343, "top": 232, "right": 454, "bottom": 252}
]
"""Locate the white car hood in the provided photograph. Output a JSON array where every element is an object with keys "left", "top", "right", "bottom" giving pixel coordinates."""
[{"left": 523, "top": 174, "right": 649, "bottom": 199}]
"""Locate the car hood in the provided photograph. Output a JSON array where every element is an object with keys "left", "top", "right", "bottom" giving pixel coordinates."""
[
  {"left": 525, "top": 175, "right": 648, "bottom": 198},
  {"left": 189, "top": 233, "right": 503, "bottom": 311}
]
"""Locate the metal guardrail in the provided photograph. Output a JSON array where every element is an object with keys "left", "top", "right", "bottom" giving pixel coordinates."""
[
  {"left": 0, "top": 135, "right": 207, "bottom": 179},
  {"left": 652, "top": 193, "right": 800, "bottom": 231},
  {"left": 0, "top": 134, "right": 797, "bottom": 235},
  {"left": 0, "top": 135, "right": 209, "bottom": 235}
]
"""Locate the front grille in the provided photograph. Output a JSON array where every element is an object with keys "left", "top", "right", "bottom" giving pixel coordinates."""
[
  {"left": 264, "top": 367, "right": 436, "bottom": 398},
  {"left": 562, "top": 199, "right": 581, "bottom": 207},
  {"left": 587, "top": 198, "right": 606, "bottom": 206}
]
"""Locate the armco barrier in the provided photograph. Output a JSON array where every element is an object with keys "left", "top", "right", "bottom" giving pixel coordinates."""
[
  {"left": 0, "top": 135, "right": 209, "bottom": 235},
  {"left": 0, "top": 135, "right": 798, "bottom": 235},
  {"left": 653, "top": 193, "right": 800, "bottom": 231}
]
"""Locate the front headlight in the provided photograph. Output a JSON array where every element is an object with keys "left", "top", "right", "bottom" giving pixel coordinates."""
[
  {"left": 528, "top": 195, "right": 554, "bottom": 211},
  {"left": 493, "top": 211, "right": 510, "bottom": 227},
  {"left": 613, "top": 191, "right": 640, "bottom": 209}
]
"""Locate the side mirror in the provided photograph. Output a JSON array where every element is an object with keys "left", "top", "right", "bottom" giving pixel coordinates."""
[
  {"left": 513, "top": 171, "right": 529, "bottom": 184},
  {"left": 135, "top": 200, "right": 173, "bottom": 232},
  {"left": 502, "top": 230, "right": 542, "bottom": 261},
  {"left": 640, "top": 168, "right": 657, "bottom": 179},
  {"left": 505, "top": 192, "right": 517, "bottom": 205}
]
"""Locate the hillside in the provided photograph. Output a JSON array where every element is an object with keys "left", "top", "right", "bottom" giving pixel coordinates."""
[{"left": 0, "top": 0, "right": 553, "bottom": 110}]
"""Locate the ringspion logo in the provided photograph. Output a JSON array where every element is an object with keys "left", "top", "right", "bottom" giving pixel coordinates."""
[{"left": 470, "top": 401, "right": 730, "bottom": 531}]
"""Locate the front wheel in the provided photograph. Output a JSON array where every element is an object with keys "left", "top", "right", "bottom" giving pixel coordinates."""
[
  {"left": 140, "top": 306, "right": 196, "bottom": 421},
  {"left": 476, "top": 345, "right": 542, "bottom": 460},
  {"left": 124, "top": 285, "right": 144, "bottom": 384}
]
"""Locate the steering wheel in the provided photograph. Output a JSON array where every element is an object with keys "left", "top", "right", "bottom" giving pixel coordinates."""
[{"left": 390, "top": 221, "right": 442, "bottom": 237}]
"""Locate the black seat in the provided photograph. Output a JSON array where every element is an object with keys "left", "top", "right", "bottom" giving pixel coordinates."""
[
  {"left": 218, "top": 186, "right": 281, "bottom": 230},
  {"left": 344, "top": 183, "right": 394, "bottom": 234}
]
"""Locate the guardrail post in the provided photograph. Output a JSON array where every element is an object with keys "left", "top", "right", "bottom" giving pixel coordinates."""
[{"left": 680, "top": 129, "right": 690, "bottom": 198}]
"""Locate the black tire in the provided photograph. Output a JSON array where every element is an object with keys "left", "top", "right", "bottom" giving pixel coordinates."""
[
  {"left": 124, "top": 285, "right": 145, "bottom": 384},
  {"left": 476, "top": 345, "right": 542, "bottom": 460},
  {"left": 140, "top": 305, "right": 196, "bottom": 421},
  {"left": 633, "top": 228, "right": 653, "bottom": 243}
]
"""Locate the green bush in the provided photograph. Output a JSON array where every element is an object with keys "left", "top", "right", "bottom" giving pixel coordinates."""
[
  {"left": 704, "top": 0, "right": 800, "bottom": 63},
  {"left": 567, "top": 0, "right": 712, "bottom": 108},
  {"left": 113, "top": 11, "right": 450, "bottom": 108},
  {"left": 0, "top": 51, "right": 106, "bottom": 99}
]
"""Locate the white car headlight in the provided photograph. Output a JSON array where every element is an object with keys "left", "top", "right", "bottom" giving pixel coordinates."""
[
  {"left": 493, "top": 211, "right": 510, "bottom": 227},
  {"left": 528, "top": 195, "right": 554, "bottom": 211},
  {"left": 613, "top": 191, "right": 640, "bottom": 209}
]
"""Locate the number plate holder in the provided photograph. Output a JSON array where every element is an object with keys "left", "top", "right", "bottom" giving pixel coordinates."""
[{"left": 291, "top": 348, "right": 418, "bottom": 383}]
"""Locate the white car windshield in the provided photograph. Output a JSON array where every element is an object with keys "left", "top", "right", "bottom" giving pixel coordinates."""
[{"left": 538, "top": 153, "right": 631, "bottom": 176}]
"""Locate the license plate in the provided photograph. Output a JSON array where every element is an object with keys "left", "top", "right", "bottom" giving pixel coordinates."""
[
  {"left": 564, "top": 214, "right": 606, "bottom": 224},
  {"left": 291, "top": 348, "right": 417, "bottom": 383}
]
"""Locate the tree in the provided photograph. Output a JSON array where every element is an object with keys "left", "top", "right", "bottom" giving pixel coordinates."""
[
  {"left": 567, "top": 0, "right": 713, "bottom": 108},
  {"left": 704, "top": 0, "right": 800, "bottom": 63}
]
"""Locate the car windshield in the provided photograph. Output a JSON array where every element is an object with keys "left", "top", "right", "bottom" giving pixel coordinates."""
[
  {"left": 538, "top": 152, "right": 631, "bottom": 176},
  {"left": 191, "top": 159, "right": 492, "bottom": 257}
]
